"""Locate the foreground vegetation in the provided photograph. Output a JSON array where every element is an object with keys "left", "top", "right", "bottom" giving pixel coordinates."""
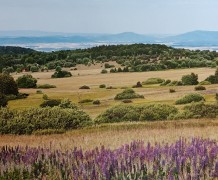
[{"left": 1, "top": 138, "right": 218, "bottom": 179}]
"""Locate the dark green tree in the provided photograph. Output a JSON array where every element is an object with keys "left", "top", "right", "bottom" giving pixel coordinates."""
[
  {"left": 181, "top": 73, "right": 198, "bottom": 85},
  {"left": 16, "top": 74, "right": 37, "bottom": 88},
  {"left": 0, "top": 73, "right": 18, "bottom": 95},
  {"left": 0, "top": 93, "right": 8, "bottom": 107}
]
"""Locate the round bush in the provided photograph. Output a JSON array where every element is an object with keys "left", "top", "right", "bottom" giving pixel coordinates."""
[
  {"left": 0, "top": 73, "right": 18, "bottom": 95},
  {"left": 16, "top": 74, "right": 37, "bottom": 88},
  {"left": 40, "top": 99, "right": 61, "bottom": 107},
  {"left": 79, "top": 85, "right": 90, "bottom": 89},
  {"left": 142, "top": 78, "right": 165, "bottom": 85},
  {"left": 99, "top": 84, "right": 106, "bottom": 88},
  {"left": 114, "top": 89, "right": 144, "bottom": 100},
  {"left": 93, "top": 100, "right": 100, "bottom": 105},
  {"left": 175, "top": 93, "right": 205, "bottom": 105}
]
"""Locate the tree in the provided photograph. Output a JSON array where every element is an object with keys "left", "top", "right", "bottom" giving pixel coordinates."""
[
  {"left": 0, "top": 93, "right": 8, "bottom": 107},
  {"left": 181, "top": 73, "right": 198, "bottom": 85},
  {"left": 0, "top": 73, "right": 18, "bottom": 95},
  {"left": 16, "top": 74, "right": 37, "bottom": 88}
]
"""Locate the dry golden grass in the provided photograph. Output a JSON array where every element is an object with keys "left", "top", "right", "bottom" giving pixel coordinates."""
[
  {"left": 0, "top": 119, "right": 218, "bottom": 151},
  {"left": 9, "top": 67, "right": 218, "bottom": 117}
]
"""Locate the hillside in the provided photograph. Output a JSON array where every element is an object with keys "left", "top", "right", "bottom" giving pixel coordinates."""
[{"left": 0, "top": 44, "right": 218, "bottom": 73}]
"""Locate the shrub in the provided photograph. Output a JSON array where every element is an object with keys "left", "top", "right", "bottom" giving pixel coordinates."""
[
  {"left": 42, "top": 94, "right": 49, "bottom": 100},
  {"left": 195, "top": 85, "right": 206, "bottom": 91},
  {"left": 40, "top": 99, "right": 61, "bottom": 108},
  {"left": 0, "top": 93, "right": 8, "bottom": 107},
  {"left": 101, "top": 69, "right": 108, "bottom": 74},
  {"left": 142, "top": 78, "right": 165, "bottom": 85},
  {"left": 0, "top": 107, "right": 92, "bottom": 134},
  {"left": 169, "top": 89, "right": 176, "bottom": 93},
  {"left": 93, "top": 100, "right": 100, "bottom": 105},
  {"left": 181, "top": 73, "right": 198, "bottom": 85},
  {"left": 37, "top": 84, "right": 56, "bottom": 89},
  {"left": 106, "top": 86, "right": 117, "bottom": 89},
  {"left": 199, "top": 81, "right": 211, "bottom": 85},
  {"left": 99, "top": 84, "right": 106, "bottom": 88},
  {"left": 175, "top": 93, "right": 205, "bottom": 105},
  {"left": 58, "top": 98, "right": 78, "bottom": 109},
  {"left": 114, "top": 88, "right": 144, "bottom": 100},
  {"left": 104, "top": 63, "right": 114, "bottom": 68},
  {"left": 132, "top": 81, "right": 142, "bottom": 88},
  {"left": 95, "top": 104, "right": 178, "bottom": 123},
  {"left": 36, "top": 90, "right": 43, "bottom": 94},
  {"left": 0, "top": 73, "right": 18, "bottom": 95},
  {"left": 160, "top": 79, "right": 171, "bottom": 86},
  {"left": 79, "top": 99, "right": 93, "bottom": 103},
  {"left": 79, "top": 85, "right": 90, "bottom": 89},
  {"left": 51, "top": 70, "right": 72, "bottom": 78},
  {"left": 184, "top": 102, "right": 218, "bottom": 118},
  {"left": 16, "top": 74, "right": 37, "bottom": 88},
  {"left": 122, "top": 99, "right": 133, "bottom": 103},
  {"left": 205, "top": 68, "right": 218, "bottom": 84}
]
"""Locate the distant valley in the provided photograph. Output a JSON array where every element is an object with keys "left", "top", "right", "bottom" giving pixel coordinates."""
[{"left": 1, "top": 30, "right": 218, "bottom": 51}]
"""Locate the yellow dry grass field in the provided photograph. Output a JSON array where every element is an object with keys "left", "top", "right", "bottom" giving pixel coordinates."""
[
  {"left": 10, "top": 67, "right": 218, "bottom": 117},
  {"left": 0, "top": 120, "right": 218, "bottom": 150}
]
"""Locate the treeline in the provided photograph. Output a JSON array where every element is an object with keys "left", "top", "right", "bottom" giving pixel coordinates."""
[{"left": 1, "top": 44, "right": 218, "bottom": 73}]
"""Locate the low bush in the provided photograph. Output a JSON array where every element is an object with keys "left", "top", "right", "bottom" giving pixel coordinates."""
[
  {"left": 114, "top": 88, "right": 144, "bottom": 100},
  {"left": 95, "top": 104, "right": 178, "bottom": 123},
  {"left": 42, "top": 94, "right": 49, "bottom": 100},
  {"left": 93, "top": 100, "right": 100, "bottom": 105},
  {"left": 0, "top": 107, "right": 92, "bottom": 134},
  {"left": 175, "top": 93, "right": 205, "bottom": 105},
  {"left": 169, "top": 89, "right": 176, "bottom": 93},
  {"left": 79, "top": 85, "right": 90, "bottom": 89},
  {"left": 168, "top": 81, "right": 182, "bottom": 86},
  {"left": 51, "top": 70, "right": 72, "bottom": 78},
  {"left": 16, "top": 74, "right": 37, "bottom": 88},
  {"left": 195, "top": 85, "right": 206, "bottom": 91},
  {"left": 36, "top": 90, "right": 43, "bottom": 94},
  {"left": 160, "top": 79, "right": 171, "bottom": 86},
  {"left": 142, "top": 78, "right": 165, "bottom": 85},
  {"left": 122, "top": 99, "right": 133, "bottom": 103},
  {"left": 181, "top": 73, "right": 198, "bottom": 85},
  {"left": 199, "top": 81, "right": 211, "bottom": 85},
  {"left": 40, "top": 99, "right": 61, "bottom": 107},
  {"left": 132, "top": 81, "right": 142, "bottom": 88},
  {"left": 101, "top": 69, "right": 108, "bottom": 74},
  {"left": 79, "top": 99, "right": 93, "bottom": 103},
  {"left": 99, "top": 84, "right": 106, "bottom": 88},
  {"left": 37, "top": 84, "right": 56, "bottom": 89},
  {"left": 106, "top": 86, "right": 117, "bottom": 89}
]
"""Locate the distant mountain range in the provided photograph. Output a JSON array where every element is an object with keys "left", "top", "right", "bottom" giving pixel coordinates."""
[{"left": 0, "top": 30, "right": 218, "bottom": 51}]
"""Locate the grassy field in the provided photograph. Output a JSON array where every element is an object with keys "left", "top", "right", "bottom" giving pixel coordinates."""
[
  {"left": 0, "top": 119, "right": 218, "bottom": 150},
  {"left": 9, "top": 67, "right": 218, "bottom": 118}
]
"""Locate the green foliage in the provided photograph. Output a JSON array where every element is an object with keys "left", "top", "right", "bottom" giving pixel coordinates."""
[
  {"left": 42, "top": 94, "right": 48, "bottom": 100},
  {"left": 30, "top": 66, "right": 39, "bottom": 72},
  {"left": 195, "top": 85, "right": 206, "bottom": 91},
  {"left": 101, "top": 69, "right": 108, "bottom": 74},
  {"left": 36, "top": 90, "right": 43, "bottom": 94},
  {"left": 95, "top": 104, "right": 178, "bottom": 123},
  {"left": 160, "top": 79, "right": 171, "bottom": 86},
  {"left": 99, "top": 84, "right": 106, "bottom": 88},
  {"left": 40, "top": 99, "right": 61, "bottom": 108},
  {"left": 37, "top": 84, "right": 56, "bottom": 89},
  {"left": 51, "top": 70, "right": 72, "bottom": 78},
  {"left": 0, "top": 107, "right": 92, "bottom": 134},
  {"left": 0, "top": 93, "right": 8, "bottom": 107},
  {"left": 114, "top": 88, "right": 144, "bottom": 100},
  {"left": 58, "top": 98, "right": 78, "bottom": 109},
  {"left": 0, "top": 73, "right": 18, "bottom": 95},
  {"left": 104, "top": 63, "right": 114, "bottom": 68},
  {"left": 175, "top": 93, "right": 205, "bottom": 105},
  {"left": 16, "top": 74, "right": 37, "bottom": 88},
  {"left": 205, "top": 68, "right": 218, "bottom": 84},
  {"left": 93, "top": 100, "right": 100, "bottom": 105},
  {"left": 199, "top": 81, "right": 211, "bottom": 85},
  {"left": 142, "top": 78, "right": 165, "bottom": 85},
  {"left": 181, "top": 73, "right": 198, "bottom": 85}
]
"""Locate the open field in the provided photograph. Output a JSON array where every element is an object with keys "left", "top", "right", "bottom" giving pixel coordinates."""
[
  {"left": 0, "top": 119, "right": 218, "bottom": 150},
  {"left": 9, "top": 67, "right": 218, "bottom": 117}
]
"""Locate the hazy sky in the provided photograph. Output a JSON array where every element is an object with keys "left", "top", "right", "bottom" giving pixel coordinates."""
[{"left": 1, "top": 0, "right": 218, "bottom": 34}]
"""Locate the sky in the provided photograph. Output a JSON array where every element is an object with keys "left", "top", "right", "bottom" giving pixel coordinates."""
[{"left": 1, "top": 0, "right": 218, "bottom": 35}]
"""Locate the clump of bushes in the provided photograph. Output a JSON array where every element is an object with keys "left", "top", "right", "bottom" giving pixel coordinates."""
[
  {"left": 204, "top": 68, "right": 218, "bottom": 84},
  {"left": 195, "top": 85, "right": 206, "bottom": 91},
  {"left": 0, "top": 107, "right": 92, "bottom": 134},
  {"left": 160, "top": 79, "right": 171, "bottom": 86},
  {"left": 142, "top": 78, "right": 164, "bottom": 85},
  {"left": 104, "top": 63, "right": 114, "bottom": 69},
  {"left": 16, "top": 74, "right": 37, "bottom": 88},
  {"left": 132, "top": 81, "right": 142, "bottom": 88},
  {"left": 37, "top": 84, "right": 56, "bottom": 89},
  {"left": 199, "top": 81, "right": 211, "bottom": 85},
  {"left": 40, "top": 99, "right": 61, "bottom": 108},
  {"left": 51, "top": 70, "right": 72, "bottom": 78},
  {"left": 114, "top": 89, "right": 144, "bottom": 100},
  {"left": 175, "top": 93, "right": 205, "bottom": 105},
  {"left": 36, "top": 90, "right": 43, "bottom": 94},
  {"left": 95, "top": 104, "right": 178, "bottom": 123},
  {"left": 99, "top": 84, "right": 106, "bottom": 88},
  {"left": 181, "top": 73, "right": 198, "bottom": 85},
  {"left": 79, "top": 85, "right": 90, "bottom": 89},
  {"left": 0, "top": 93, "right": 7, "bottom": 107}
]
